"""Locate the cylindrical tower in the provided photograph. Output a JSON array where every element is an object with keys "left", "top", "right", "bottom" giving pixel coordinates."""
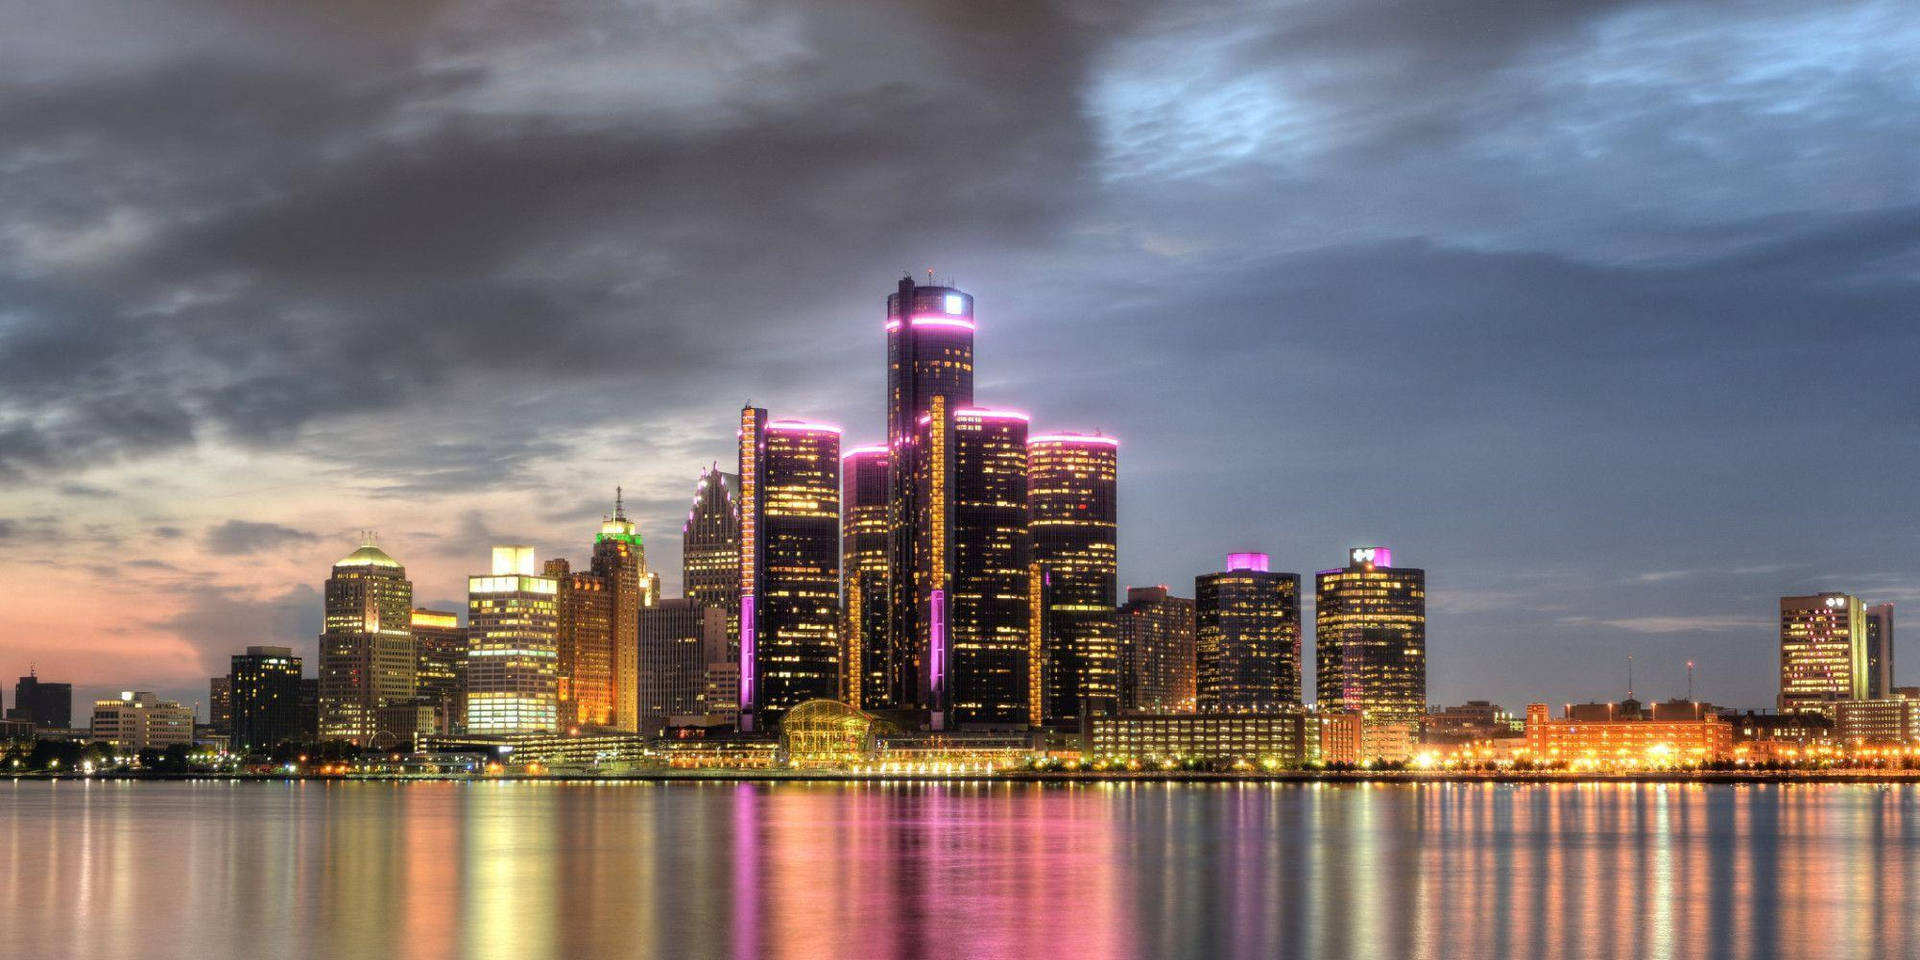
[{"left": 1028, "top": 433, "right": 1118, "bottom": 726}]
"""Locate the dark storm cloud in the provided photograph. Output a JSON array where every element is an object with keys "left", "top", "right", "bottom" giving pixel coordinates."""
[
  {"left": 157, "top": 582, "right": 325, "bottom": 679},
  {"left": 205, "top": 520, "right": 322, "bottom": 556}
]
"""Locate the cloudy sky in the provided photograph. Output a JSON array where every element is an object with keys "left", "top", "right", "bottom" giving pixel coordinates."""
[{"left": 2, "top": 0, "right": 1914, "bottom": 717}]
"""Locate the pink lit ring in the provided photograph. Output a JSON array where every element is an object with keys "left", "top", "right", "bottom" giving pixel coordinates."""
[
  {"left": 957, "top": 408, "right": 1031, "bottom": 422},
  {"left": 841, "top": 445, "right": 888, "bottom": 460},
  {"left": 767, "top": 420, "right": 842, "bottom": 434},
  {"left": 1029, "top": 433, "right": 1118, "bottom": 447}
]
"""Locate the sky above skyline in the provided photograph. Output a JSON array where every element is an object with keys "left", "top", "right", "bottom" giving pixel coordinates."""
[{"left": 2, "top": 0, "right": 1915, "bottom": 717}]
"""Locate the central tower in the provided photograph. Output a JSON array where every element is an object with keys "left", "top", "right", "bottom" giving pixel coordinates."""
[{"left": 884, "top": 276, "right": 975, "bottom": 709}]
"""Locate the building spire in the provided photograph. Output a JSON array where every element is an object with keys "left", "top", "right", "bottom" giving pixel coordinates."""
[{"left": 614, "top": 485, "right": 626, "bottom": 521}]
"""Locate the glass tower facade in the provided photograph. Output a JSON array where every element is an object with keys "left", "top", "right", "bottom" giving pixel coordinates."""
[
  {"left": 229, "top": 646, "right": 303, "bottom": 753},
  {"left": 466, "top": 546, "right": 559, "bottom": 734},
  {"left": 942, "top": 408, "right": 1032, "bottom": 727},
  {"left": 411, "top": 608, "right": 467, "bottom": 735},
  {"left": 682, "top": 466, "right": 741, "bottom": 649},
  {"left": 738, "top": 408, "right": 842, "bottom": 730},
  {"left": 1779, "top": 592, "right": 1867, "bottom": 715},
  {"left": 1029, "top": 434, "right": 1119, "bottom": 725},
  {"left": 840, "top": 446, "right": 890, "bottom": 710},
  {"left": 318, "top": 539, "right": 415, "bottom": 744},
  {"left": 1196, "top": 553, "right": 1301, "bottom": 712},
  {"left": 1314, "top": 547, "right": 1426, "bottom": 725},
  {"left": 1119, "top": 585, "right": 1197, "bottom": 713}
]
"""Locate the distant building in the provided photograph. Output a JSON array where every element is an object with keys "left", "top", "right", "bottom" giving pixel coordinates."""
[
  {"left": 1089, "top": 711, "right": 1310, "bottom": 765},
  {"left": 10, "top": 670, "right": 74, "bottom": 729},
  {"left": 737, "top": 408, "right": 842, "bottom": 731},
  {"left": 1196, "top": 553, "right": 1301, "bottom": 712},
  {"left": 1835, "top": 696, "right": 1920, "bottom": 743},
  {"left": 1733, "top": 710, "right": 1834, "bottom": 744},
  {"left": 1118, "top": 586, "right": 1196, "bottom": 713},
  {"left": 1423, "top": 701, "right": 1523, "bottom": 742},
  {"left": 208, "top": 677, "right": 231, "bottom": 733},
  {"left": 684, "top": 466, "right": 742, "bottom": 651},
  {"left": 92, "top": 692, "right": 194, "bottom": 751},
  {"left": 1866, "top": 603, "right": 1895, "bottom": 700},
  {"left": 547, "top": 558, "right": 613, "bottom": 730},
  {"left": 1029, "top": 434, "right": 1119, "bottom": 726},
  {"left": 318, "top": 537, "right": 415, "bottom": 744},
  {"left": 840, "top": 447, "right": 890, "bottom": 711},
  {"left": 411, "top": 609, "right": 467, "bottom": 734},
  {"left": 592, "top": 491, "right": 651, "bottom": 732},
  {"left": 298, "top": 678, "right": 320, "bottom": 741},
  {"left": 1315, "top": 547, "right": 1426, "bottom": 726},
  {"left": 1525, "top": 701, "right": 1733, "bottom": 765},
  {"left": 466, "top": 546, "right": 560, "bottom": 735},
  {"left": 1779, "top": 593, "right": 1868, "bottom": 715},
  {"left": 638, "top": 600, "right": 729, "bottom": 735},
  {"left": 229, "top": 646, "right": 304, "bottom": 753}
]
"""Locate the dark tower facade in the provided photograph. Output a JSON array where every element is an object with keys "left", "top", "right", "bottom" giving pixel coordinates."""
[
  {"left": 1315, "top": 547, "right": 1426, "bottom": 724},
  {"left": 841, "top": 446, "right": 890, "bottom": 710},
  {"left": 683, "top": 466, "right": 742, "bottom": 644},
  {"left": 1029, "top": 434, "right": 1119, "bottom": 726},
  {"left": 229, "top": 646, "right": 303, "bottom": 752},
  {"left": 885, "top": 277, "right": 975, "bottom": 710},
  {"left": 1119, "top": 585, "right": 1198, "bottom": 713},
  {"left": 738, "top": 407, "right": 842, "bottom": 731},
  {"left": 942, "top": 408, "right": 1032, "bottom": 727},
  {"left": 1196, "top": 553, "right": 1301, "bottom": 712}
]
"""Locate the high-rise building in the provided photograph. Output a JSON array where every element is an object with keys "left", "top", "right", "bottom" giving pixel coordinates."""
[
  {"left": 885, "top": 277, "right": 976, "bottom": 712},
  {"left": 547, "top": 558, "right": 612, "bottom": 731},
  {"left": 928, "top": 407, "right": 1032, "bottom": 728},
  {"left": 298, "top": 678, "right": 319, "bottom": 741},
  {"left": 229, "top": 646, "right": 303, "bottom": 753},
  {"left": 411, "top": 608, "right": 467, "bottom": 735},
  {"left": 1314, "top": 547, "right": 1427, "bottom": 725},
  {"left": 683, "top": 467, "right": 742, "bottom": 641},
  {"left": 466, "top": 546, "right": 560, "bottom": 734},
  {"left": 318, "top": 537, "right": 415, "bottom": 744},
  {"left": 1119, "top": 586, "right": 1197, "bottom": 713},
  {"left": 738, "top": 408, "right": 841, "bottom": 731},
  {"left": 1196, "top": 553, "right": 1301, "bottom": 712},
  {"left": 1780, "top": 593, "right": 1868, "bottom": 715},
  {"left": 91, "top": 692, "right": 193, "bottom": 751},
  {"left": 7, "top": 671, "right": 73, "bottom": 729},
  {"left": 592, "top": 491, "right": 649, "bottom": 731},
  {"left": 208, "top": 676, "right": 231, "bottom": 733},
  {"left": 1866, "top": 603, "right": 1895, "bottom": 700},
  {"left": 638, "top": 599, "right": 730, "bottom": 734},
  {"left": 840, "top": 446, "right": 890, "bottom": 710},
  {"left": 1029, "top": 433, "right": 1119, "bottom": 726}
]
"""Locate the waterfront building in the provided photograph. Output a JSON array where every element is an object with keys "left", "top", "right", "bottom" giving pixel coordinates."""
[
  {"left": 1315, "top": 547, "right": 1426, "bottom": 726},
  {"left": 1866, "top": 603, "right": 1895, "bottom": 700},
  {"left": 840, "top": 446, "right": 890, "bottom": 710},
  {"left": 318, "top": 537, "right": 415, "bottom": 744},
  {"left": 547, "top": 558, "right": 613, "bottom": 730},
  {"left": 885, "top": 277, "right": 976, "bottom": 713},
  {"left": 1779, "top": 593, "right": 1868, "bottom": 715},
  {"left": 1196, "top": 553, "right": 1301, "bottom": 712},
  {"left": 683, "top": 466, "right": 742, "bottom": 648},
  {"left": 638, "top": 599, "right": 730, "bottom": 735},
  {"left": 738, "top": 408, "right": 842, "bottom": 731},
  {"left": 411, "top": 609, "right": 467, "bottom": 734},
  {"left": 466, "top": 546, "right": 560, "bottom": 734},
  {"left": 208, "top": 677, "right": 230, "bottom": 733},
  {"left": 1118, "top": 586, "right": 1197, "bottom": 713},
  {"left": 1089, "top": 711, "right": 1311, "bottom": 766},
  {"left": 1524, "top": 701, "right": 1733, "bottom": 765},
  {"left": 91, "top": 691, "right": 193, "bottom": 751},
  {"left": 1834, "top": 696, "right": 1920, "bottom": 743},
  {"left": 1029, "top": 433, "right": 1119, "bottom": 726},
  {"left": 592, "top": 491, "right": 651, "bottom": 731},
  {"left": 7, "top": 671, "right": 72, "bottom": 729},
  {"left": 228, "top": 646, "right": 303, "bottom": 752},
  {"left": 1422, "top": 701, "right": 1524, "bottom": 742},
  {"left": 1317, "top": 711, "right": 1364, "bottom": 765}
]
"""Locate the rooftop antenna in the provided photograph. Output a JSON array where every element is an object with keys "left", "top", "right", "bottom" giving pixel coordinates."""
[
  {"left": 362, "top": 529, "right": 377, "bottom": 547},
  {"left": 927, "top": 267, "right": 935, "bottom": 286},
  {"left": 614, "top": 485, "right": 626, "bottom": 521},
  {"left": 1626, "top": 654, "right": 1634, "bottom": 700},
  {"left": 1687, "top": 660, "right": 1695, "bottom": 701}
]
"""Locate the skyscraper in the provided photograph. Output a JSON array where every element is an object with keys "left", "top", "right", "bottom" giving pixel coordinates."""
[
  {"left": 466, "top": 546, "right": 560, "bottom": 734},
  {"left": 1029, "top": 433, "right": 1119, "bottom": 726},
  {"left": 738, "top": 408, "right": 842, "bottom": 731},
  {"left": 411, "top": 608, "right": 467, "bottom": 734},
  {"left": 840, "top": 446, "right": 890, "bottom": 710},
  {"left": 229, "top": 646, "right": 303, "bottom": 753},
  {"left": 548, "top": 558, "right": 613, "bottom": 730},
  {"left": 1315, "top": 547, "right": 1427, "bottom": 725},
  {"left": 1196, "top": 553, "right": 1301, "bottom": 712},
  {"left": 1119, "top": 586, "right": 1197, "bottom": 713},
  {"left": 1866, "top": 603, "right": 1895, "bottom": 699},
  {"left": 1780, "top": 593, "right": 1868, "bottom": 714},
  {"left": 592, "top": 491, "right": 649, "bottom": 732},
  {"left": 208, "top": 676, "right": 231, "bottom": 734},
  {"left": 318, "top": 537, "right": 415, "bottom": 744},
  {"left": 935, "top": 407, "right": 1032, "bottom": 728},
  {"left": 885, "top": 277, "right": 975, "bottom": 711},
  {"left": 683, "top": 467, "right": 742, "bottom": 635},
  {"left": 7, "top": 671, "right": 72, "bottom": 729},
  {"left": 638, "top": 599, "right": 730, "bottom": 734}
]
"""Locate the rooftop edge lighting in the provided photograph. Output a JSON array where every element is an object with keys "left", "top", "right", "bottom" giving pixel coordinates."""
[{"left": 1226, "top": 552, "right": 1270, "bottom": 572}]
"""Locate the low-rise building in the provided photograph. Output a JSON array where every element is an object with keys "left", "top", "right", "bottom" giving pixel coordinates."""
[
  {"left": 91, "top": 692, "right": 194, "bottom": 751},
  {"left": 1834, "top": 697, "right": 1920, "bottom": 743},
  {"left": 1524, "top": 700, "right": 1733, "bottom": 766},
  {"left": 1089, "top": 712, "right": 1311, "bottom": 765}
]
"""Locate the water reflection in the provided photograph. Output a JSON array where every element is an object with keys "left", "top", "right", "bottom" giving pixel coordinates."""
[{"left": 6, "top": 780, "right": 1920, "bottom": 959}]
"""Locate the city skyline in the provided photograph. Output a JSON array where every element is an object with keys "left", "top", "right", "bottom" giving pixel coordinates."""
[{"left": 2, "top": 0, "right": 1916, "bottom": 719}]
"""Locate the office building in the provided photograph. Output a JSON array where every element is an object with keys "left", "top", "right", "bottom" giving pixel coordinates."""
[
  {"left": 1835, "top": 696, "right": 1920, "bottom": 743},
  {"left": 208, "top": 677, "right": 231, "bottom": 733},
  {"left": 1196, "top": 553, "right": 1301, "bottom": 712},
  {"left": 8, "top": 671, "right": 73, "bottom": 729},
  {"left": 1089, "top": 711, "right": 1310, "bottom": 766},
  {"left": 1525, "top": 701, "right": 1733, "bottom": 765},
  {"left": 638, "top": 599, "right": 730, "bottom": 734},
  {"left": 411, "top": 608, "right": 467, "bottom": 735},
  {"left": 91, "top": 692, "right": 193, "bottom": 751},
  {"left": 466, "top": 546, "right": 560, "bottom": 734},
  {"left": 592, "top": 491, "right": 651, "bottom": 731},
  {"left": 841, "top": 446, "right": 890, "bottom": 710},
  {"left": 1866, "top": 603, "right": 1895, "bottom": 700},
  {"left": 548, "top": 558, "right": 613, "bottom": 730},
  {"left": 738, "top": 408, "right": 842, "bottom": 730},
  {"left": 229, "top": 646, "right": 303, "bottom": 753},
  {"left": 1315, "top": 547, "right": 1426, "bottom": 725},
  {"left": 1029, "top": 433, "right": 1119, "bottom": 726},
  {"left": 318, "top": 537, "right": 415, "bottom": 744},
  {"left": 683, "top": 466, "right": 742, "bottom": 641},
  {"left": 1780, "top": 593, "right": 1868, "bottom": 714},
  {"left": 1119, "top": 586, "right": 1197, "bottom": 713}
]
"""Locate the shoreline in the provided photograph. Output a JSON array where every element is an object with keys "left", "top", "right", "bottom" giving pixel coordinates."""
[{"left": 13, "top": 770, "right": 1920, "bottom": 785}]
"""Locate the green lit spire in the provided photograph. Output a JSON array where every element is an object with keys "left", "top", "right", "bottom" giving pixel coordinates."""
[{"left": 596, "top": 486, "right": 643, "bottom": 547}]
